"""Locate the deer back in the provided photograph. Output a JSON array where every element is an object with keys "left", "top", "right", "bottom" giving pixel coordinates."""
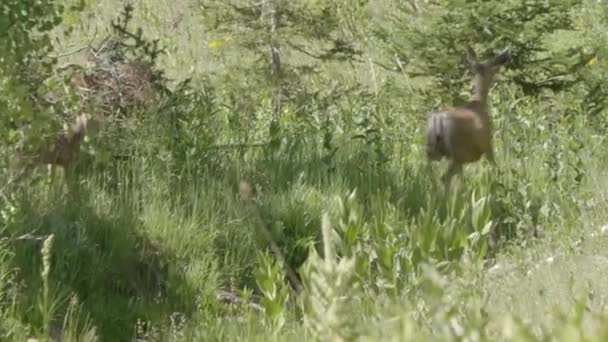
[{"left": 428, "top": 104, "right": 493, "bottom": 160}]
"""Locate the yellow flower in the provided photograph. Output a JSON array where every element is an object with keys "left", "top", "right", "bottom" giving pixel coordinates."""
[
  {"left": 208, "top": 40, "right": 224, "bottom": 49},
  {"left": 208, "top": 36, "right": 232, "bottom": 49}
]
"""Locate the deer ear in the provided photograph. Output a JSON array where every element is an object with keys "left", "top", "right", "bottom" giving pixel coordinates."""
[
  {"left": 465, "top": 45, "right": 478, "bottom": 67},
  {"left": 491, "top": 47, "right": 511, "bottom": 66}
]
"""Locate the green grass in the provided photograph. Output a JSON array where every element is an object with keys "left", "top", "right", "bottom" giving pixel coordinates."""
[
  {"left": 4, "top": 128, "right": 607, "bottom": 341},
  {"left": 2, "top": 0, "right": 608, "bottom": 341}
]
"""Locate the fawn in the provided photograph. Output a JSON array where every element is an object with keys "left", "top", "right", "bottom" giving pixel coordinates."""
[
  {"left": 426, "top": 45, "right": 511, "bottom": 190},
  {"left": 13, "top": 113, "right": 105, "bottom": 184}
]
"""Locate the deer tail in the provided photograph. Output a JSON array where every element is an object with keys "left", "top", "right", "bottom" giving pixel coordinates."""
[{"left": 426, "top": 111, "right": 451, "bottom": 160}]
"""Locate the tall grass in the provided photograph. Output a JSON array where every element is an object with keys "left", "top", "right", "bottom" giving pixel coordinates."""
[{"left": 1, "top": 0, "right": 608, "bottom": 341}]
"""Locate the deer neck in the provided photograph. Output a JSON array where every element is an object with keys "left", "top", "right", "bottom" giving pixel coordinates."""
[{"left": 469, "top": 74, "right": 492, "bottom": 112}]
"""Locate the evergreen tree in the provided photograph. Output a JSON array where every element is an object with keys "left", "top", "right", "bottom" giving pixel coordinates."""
[{"left": 372, "top": 0, "right": 595, "bottom": 103}]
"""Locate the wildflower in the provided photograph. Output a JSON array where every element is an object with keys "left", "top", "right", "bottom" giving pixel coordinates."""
[{"left": 208, "top": 36, "right": 232, "bottom": 49}]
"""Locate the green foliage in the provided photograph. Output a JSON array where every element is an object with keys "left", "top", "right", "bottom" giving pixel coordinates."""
[
  {"left": 256, "top": 178, "right": 324, "bottom": 273},
  {"left": 201, "top": 0, "right": 373, "bottom": 152},
  {"left": 301, "top": 213, "right": 359, "bottom": 341},
  {"left": 0, "top": 0, "right": 65, "bottom": 155},
  {"left": 1, "top": 0, "right": 608, "bottom": 341},
  {"left": 254, "top": 251, "right": 290, "bottom": 330},
  {"left": 374, "top": 0, "right": 597, "bottom": 104}
]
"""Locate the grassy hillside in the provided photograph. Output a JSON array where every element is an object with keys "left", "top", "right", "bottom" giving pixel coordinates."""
[{"left": 1, "top": 0, "right": 608, "bottom": 341}]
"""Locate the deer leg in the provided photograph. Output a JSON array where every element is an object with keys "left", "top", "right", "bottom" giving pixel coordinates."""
[
  {"left": 442, "top": 161, "right": 462, "bottom": 191},
  {"left": 64, "top": 162, "right": 80, "bottom": 196},
  {"left": 46, "top": 164, "right": 57, "bottom": 186}
]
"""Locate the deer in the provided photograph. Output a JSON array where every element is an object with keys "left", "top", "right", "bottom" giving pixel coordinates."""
[
  {"left": 426, "top": 45, "right": 511, "bottom": 191},
  {"left": 12, "top": 113, "right": 106, "bottom": 186}
]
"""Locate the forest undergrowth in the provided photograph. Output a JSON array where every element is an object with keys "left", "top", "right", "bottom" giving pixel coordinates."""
[{"left": 1, "top": 0, "right": 608, "bottom": 341}]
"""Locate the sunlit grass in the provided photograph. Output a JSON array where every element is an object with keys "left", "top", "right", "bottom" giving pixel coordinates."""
[{"left": 1, "top": 0, "right": 608, "bottom": 341}]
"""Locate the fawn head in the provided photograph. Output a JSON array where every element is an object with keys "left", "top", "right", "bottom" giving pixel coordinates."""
[
  {"left": 69, "top": 113, "right": 107, "bottom": 146},
  {"left": 74, "top": 113, "right": 105, "bottom": 135}
]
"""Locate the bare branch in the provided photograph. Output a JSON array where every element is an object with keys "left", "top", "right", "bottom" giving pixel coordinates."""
[{"left": 49, "top": 26, "right": 99, "bottom": 59}]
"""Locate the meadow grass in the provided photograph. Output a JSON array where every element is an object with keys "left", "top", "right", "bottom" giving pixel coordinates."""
[{"left": 2, "top": 0, "right": 608, "bottom": 341}]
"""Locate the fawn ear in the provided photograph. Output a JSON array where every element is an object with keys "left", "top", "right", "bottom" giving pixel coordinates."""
[
  {"left": 491, "top": 47, "right": 511, "bottom": 67},
  {"left": 465, "top": 45, "right": 478, "bottom": 67}
]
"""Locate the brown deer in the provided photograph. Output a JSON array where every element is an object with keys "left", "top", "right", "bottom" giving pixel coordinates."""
[
  {"left": 426, "top": 45, "right": 511, "bottom": 190},
  {"left": 13, "top": 113, "right": 105, "bottom": 184}
]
